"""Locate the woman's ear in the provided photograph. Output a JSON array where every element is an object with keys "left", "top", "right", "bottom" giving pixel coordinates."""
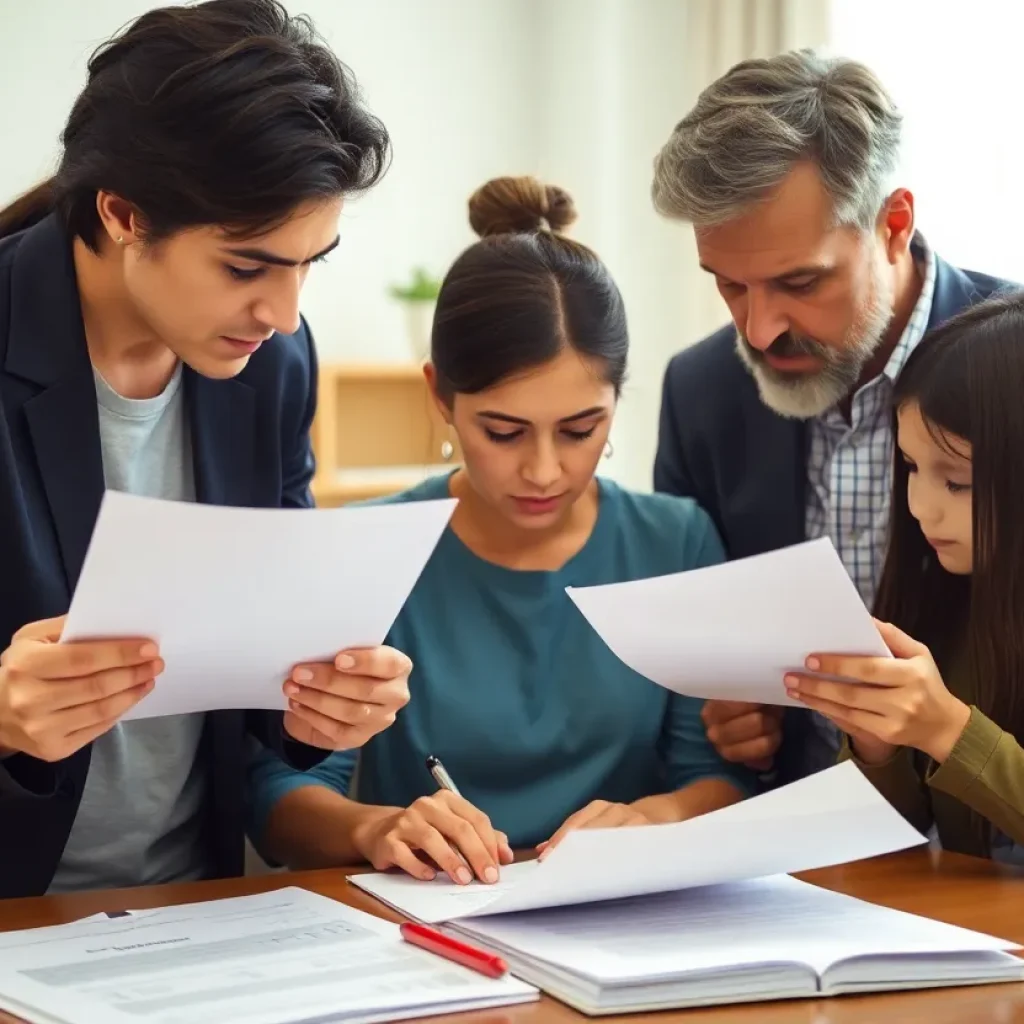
[{"left": 422, "top": 362, "right": 453, "bottom": 424}]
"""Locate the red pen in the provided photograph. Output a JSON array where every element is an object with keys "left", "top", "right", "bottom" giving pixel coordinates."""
[{"left": 400, "top": 921, "right": 509, "bottom": 979}]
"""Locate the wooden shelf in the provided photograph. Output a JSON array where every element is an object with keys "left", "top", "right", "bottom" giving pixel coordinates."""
[
  {"left": 310, "top": 363, "right": 461, "bottom": 506},
  {"left": 311, "top": 465, "right": 453, "bottom": 505}
]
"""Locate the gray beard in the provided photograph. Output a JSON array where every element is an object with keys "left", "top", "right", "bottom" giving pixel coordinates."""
[{"left": 735, "top": 273, "right": 895, "bottom": 420}]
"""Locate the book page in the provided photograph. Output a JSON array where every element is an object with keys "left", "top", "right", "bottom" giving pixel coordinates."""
[
  {"left": 454, "top": 875, "right": 1020, "bottom": 984},
  {"left": 350, "top": 862, "right": 539, "bottom": 923}
]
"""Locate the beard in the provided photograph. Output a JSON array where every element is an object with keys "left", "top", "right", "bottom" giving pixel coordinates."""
[{"left": 735, "top": 257, "right": 896, "bottom": 420}]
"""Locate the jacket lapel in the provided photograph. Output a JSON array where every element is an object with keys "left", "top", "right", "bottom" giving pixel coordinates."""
[
  {"left": 741, "top": 396, "right": 807, "bottom": 553},
  {"left": 6, "top": 215, "right": 105, "bottom": 591},
  {"left": 185, "top": 369, "right": 256, "bottom": 507}
]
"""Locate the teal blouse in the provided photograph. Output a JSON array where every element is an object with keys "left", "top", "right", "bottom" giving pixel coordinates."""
[{"left": 247, "top": 474, "right": 753, "bottom": 849}]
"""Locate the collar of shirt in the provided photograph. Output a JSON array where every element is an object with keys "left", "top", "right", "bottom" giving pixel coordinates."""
[
  {"left": 816, "top": 233, "right": 937, "bottom": 431},
  {"left": 879, "top": 232, "right": 937, "bottom": 385}
]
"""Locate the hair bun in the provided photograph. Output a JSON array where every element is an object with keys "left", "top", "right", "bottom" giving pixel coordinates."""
[{"left": 468, "top": 176, "right": 578, "bottom": 239}]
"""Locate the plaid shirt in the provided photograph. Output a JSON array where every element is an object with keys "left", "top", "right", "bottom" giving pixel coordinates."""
[{"left": 804, "top": 237, "right": 937, "bottom": 609}]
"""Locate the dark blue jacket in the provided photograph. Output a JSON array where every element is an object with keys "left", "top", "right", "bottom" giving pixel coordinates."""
[
  {"left": 0, "top": 212, "right": 324, "bottom": 897},
  {"left": 654, "top": 255, "right": 1014, "bottom": 785}
]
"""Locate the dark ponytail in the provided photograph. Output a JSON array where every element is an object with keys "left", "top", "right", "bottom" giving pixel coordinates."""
[
  {"left": 0, "top": 0, "right": 390, "bottom": 246},
  {"left": 0, "top": 180, "right": 58, "bottom": 239}
]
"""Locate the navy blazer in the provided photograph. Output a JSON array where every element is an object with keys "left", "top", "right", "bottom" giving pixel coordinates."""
[
  {"left": 654, "top": 255, "right": 1014, "bottom": 785},
  {"left": 0, "top": 212, "right": 325, "bottom": 898}
]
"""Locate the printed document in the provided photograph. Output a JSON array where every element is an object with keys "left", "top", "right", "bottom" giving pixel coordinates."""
[{"left": 0, "top": 887, "right": 537, "bottom": 1024}]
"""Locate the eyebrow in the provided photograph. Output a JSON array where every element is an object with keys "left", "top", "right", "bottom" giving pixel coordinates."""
[
  {"left": 221, "top": 236, "right": 341, "bottom": 268},
  {"left": 699, "top": 262, "right": 834, "bottom": 285},
  {"left": 478, "top": 406, "right": 608, "bottom": 426},
  {"left": 900, "top": 449, "right": 971, "bottom": 473}
]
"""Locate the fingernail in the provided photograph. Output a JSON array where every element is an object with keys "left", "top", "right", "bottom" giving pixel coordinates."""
[
  {"left": 456, "top": 867, "right": 472, "bottom": 885},
  {"left": 484, "top": 866, "right": 498, "bottom": 884},
  {"left": 292, "top": 668, "right": 313, "bottom": 683},
  {"left": 336, "top": 654, "right": 356, "bottom": 670},
  {"left": 806, "top": 657, "right": 820, "bottom": 671},
  {"left": 140, "top": 643, "right": 158, "bottom": 658},
  {"left": 786, "top": 688, "right": 799, "bottom": 699},
  {"left": 289, "top": 699, "right": 302, "bottom": 711},
  {"left": 283, "top": 682, "right": 299, "bottom": 697},
  {"left": 784, "top": 674, "right": 798, "bottom": 686}
]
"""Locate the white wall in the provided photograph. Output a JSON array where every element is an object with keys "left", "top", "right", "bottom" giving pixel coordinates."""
[
  {"left": 830, "top": 0, "right": 1024, "bottom": 282},
  {"left": 532, "top": 0, "right": 704, "bottom": 488},
  {"left": 0, "top": 0, "right": 542, "bottom": 365}
]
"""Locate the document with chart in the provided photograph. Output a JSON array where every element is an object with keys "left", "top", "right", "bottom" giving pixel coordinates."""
[{"left": 0, "top": 887, "right": 538, "bottom": 1024}]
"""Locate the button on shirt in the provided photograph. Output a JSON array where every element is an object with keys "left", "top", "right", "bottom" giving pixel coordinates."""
[{"left": 804, "top": 238, "right": 937, "bottom": 608}]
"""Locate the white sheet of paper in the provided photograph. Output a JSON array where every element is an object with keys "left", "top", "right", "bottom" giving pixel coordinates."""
[
  {"left": 0, "top": 887, "right": 538, "bottom": 1024},
  {"left": 565, "top": 536, "right": 890, "bottom": 705},
  {"left": 351, "top": 761, "right": 926, "bottom": 923},
  {"left": 61, "top": 492, "right": 454, "bottom": 719}
]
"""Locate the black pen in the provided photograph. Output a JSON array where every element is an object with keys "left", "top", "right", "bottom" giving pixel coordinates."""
[{"left": 425, "top": 754, "right": 461, "bottom": 797}]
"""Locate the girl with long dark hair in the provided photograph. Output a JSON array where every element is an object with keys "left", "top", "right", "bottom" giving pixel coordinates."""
[{"left": 786, "top": 293, "right": 1024, "bottom": 859}]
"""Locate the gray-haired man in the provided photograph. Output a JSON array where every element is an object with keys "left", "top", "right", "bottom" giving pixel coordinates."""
[{"left": 651, "top": 50, "right": 1013, "bottom": 786}]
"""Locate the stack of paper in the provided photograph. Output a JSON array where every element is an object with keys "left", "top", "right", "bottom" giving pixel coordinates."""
[
  {"left": 0, "top": 888, "right": 538, "bottom": 1024},
  {"left": 351, "top": 763, "right": 1024, "bottom": 1013}
]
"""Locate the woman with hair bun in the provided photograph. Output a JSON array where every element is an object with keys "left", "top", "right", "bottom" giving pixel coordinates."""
[{"left": 249, "top": 175, "right": 754, "bottom": 883}]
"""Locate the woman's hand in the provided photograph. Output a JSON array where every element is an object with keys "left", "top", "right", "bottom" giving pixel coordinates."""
[
  {"left": 352, "top": 791, "right": 513, "bottom": 884},
  {"left": 537, "top": 800, "right": 654, "bottom": 861},
  {"left": 701, "top": 700, "right": 783, "bottom": 771},
  {"left": 283, "top": 646, "right": 411, "bottom": 750},
  {"left": 784, "top": 620, "right": 971, "bottom": 764},
  {"left": 0, "top": 616, "right": 163, "bottom": 761}
]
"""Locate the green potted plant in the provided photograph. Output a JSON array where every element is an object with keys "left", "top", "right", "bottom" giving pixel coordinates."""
[{"left": 388, "top": 266, "right": 441, "bottom": 363}]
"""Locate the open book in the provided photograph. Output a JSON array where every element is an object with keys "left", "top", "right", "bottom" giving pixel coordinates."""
[{"left": 350, "top": 764, "right": 1024, "bottom": 1013}]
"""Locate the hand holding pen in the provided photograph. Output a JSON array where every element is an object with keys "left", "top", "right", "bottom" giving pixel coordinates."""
[{"left": 351, "top": 753, "right": 513, "bottom": 885}]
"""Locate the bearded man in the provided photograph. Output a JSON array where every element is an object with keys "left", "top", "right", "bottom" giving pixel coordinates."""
[{"left": 650, "top": 49, "right": 1015, "bottom": 787}]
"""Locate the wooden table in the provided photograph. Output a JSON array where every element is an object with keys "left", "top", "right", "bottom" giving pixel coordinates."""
[{"left": 2, "top": 849, "right": 1023, "bottom": 1023}]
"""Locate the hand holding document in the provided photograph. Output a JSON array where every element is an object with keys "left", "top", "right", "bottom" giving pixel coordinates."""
[
  {"left": 566, "top": 537, "right": 890, "bottom": 705},
  {"left": 0, "top": 887, "right": 538, "bottom": 1024},
  {"left": 351, "top": 761, "right": 925, "bottom": 922},
  {"left": 61, "top": 492, "right": 454, "bottom": 719}
]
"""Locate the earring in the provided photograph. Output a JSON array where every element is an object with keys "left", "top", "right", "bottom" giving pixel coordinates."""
[
  {"left": 440, "top": 439, "right": 454, "bottom": 461},
  {"left": 116, "top": 235, "right": 124, "bottom": 244},
  {"left": 604, "top": 440, "right": 614, "bottom": 460}
]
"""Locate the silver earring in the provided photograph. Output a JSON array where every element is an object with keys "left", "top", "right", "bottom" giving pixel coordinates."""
[
  {"left": 440, "top": 439, "right": 454, "bottom": 461},
  {"left": 604, "top": 440, "right": 614, "bottom": 460}
]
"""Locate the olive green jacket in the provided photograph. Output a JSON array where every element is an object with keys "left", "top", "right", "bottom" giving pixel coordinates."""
[{"left": 838, "top": 703, "right": 1024, "bottom": 857}]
